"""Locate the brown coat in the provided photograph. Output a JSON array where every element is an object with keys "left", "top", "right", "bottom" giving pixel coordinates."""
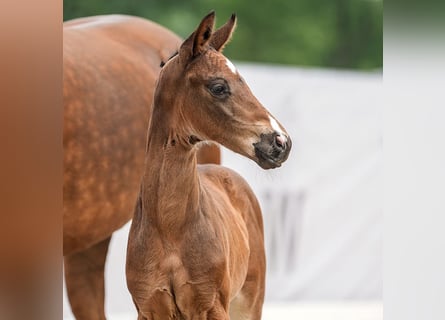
[{"left": 126, "top": 12, "right": 291, "bottom": 319}]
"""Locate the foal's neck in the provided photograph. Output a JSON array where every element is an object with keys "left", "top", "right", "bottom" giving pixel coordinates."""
[{"left": 140, "top": 103, "right": 201, "bottom": 235}]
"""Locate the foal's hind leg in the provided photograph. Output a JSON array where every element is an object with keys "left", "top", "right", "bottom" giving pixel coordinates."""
[
  {"left": 64, "top": 235, "right": 112, "bottom": 320},
  {"left": 229, "top": 278, "right": 265, "bottom": 320},
  {"left": 230, "top": 252, "right": 266, "bottom": 319}
]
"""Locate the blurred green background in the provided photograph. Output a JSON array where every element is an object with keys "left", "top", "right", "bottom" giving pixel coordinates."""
[{"left": 64, "top": 0, "right": 382, "bottom": 70}]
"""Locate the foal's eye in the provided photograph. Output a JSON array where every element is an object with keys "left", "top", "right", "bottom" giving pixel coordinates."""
[
  {"left": 207, "top": 79, "right": 230, "bottom": 98},
  {"left": 211, "top": 84, "right": 226, "bottom": 95}
]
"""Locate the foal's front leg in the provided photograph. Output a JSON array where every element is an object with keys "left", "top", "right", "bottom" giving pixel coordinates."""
[
  {"left": 64, "top": 235, "right": 112, "bottom": 320},
  {"left": 206, "top": 303, "right": 230, "bottom": 320}
]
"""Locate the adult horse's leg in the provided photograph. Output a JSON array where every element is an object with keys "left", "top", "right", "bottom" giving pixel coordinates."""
[{"left": 64, "top": 236, "right": 112, "bottom": 320}]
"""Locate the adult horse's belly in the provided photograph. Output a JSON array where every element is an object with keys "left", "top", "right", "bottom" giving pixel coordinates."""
[{"left": 63, "top": 15, "right": 182, "bottom": 254}]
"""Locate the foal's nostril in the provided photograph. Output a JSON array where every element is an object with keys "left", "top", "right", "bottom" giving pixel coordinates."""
[
  {"left": 275, "top": 135, "right": 286, "bottom": 150},
  {"left": 255, "top": 132, "right": 291, "bottom": 168}
]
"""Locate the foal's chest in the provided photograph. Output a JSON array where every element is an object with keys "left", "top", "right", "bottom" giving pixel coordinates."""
[{"left": 135, "top": 249, "right": 227, "bottom": 318}]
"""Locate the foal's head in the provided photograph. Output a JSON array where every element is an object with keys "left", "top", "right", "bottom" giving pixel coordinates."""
[{"left": 156, "top": 12, "right": 291, "bottom": 169}]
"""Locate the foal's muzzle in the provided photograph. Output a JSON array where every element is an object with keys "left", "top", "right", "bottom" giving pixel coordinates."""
[{"left": 253, "top": 132, "right": 292, "bottom": 169}]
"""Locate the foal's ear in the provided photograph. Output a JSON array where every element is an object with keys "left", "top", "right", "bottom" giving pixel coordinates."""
[
  {"left": 210, "top": 14, "right": 237, "bottom": 52},
  {"left": 179, "top": 11, "right": 215, "bottom": 62}
]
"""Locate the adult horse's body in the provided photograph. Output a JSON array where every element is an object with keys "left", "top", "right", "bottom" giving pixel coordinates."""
[
  {"left": 126, "top": 12, "right": 291, "bottom": 319},
  {"left": 64, "top": 15, "right": 220, "bottom": 319}
]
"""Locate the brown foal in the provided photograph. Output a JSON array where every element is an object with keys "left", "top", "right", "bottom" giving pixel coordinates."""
[
  {"left": 64, "top": 15, "right": 220, "bottom": 319},
  {"left": 126, "top": 12, "right": 291, "bottom": 319}
]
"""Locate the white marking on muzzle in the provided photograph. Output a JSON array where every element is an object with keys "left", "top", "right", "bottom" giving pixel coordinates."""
[
  {"left": 225, "top": 58, "right": 237, "bottom": 74},
  {"left": 269, "top": 115, "right": 287, "bottom": 142}
]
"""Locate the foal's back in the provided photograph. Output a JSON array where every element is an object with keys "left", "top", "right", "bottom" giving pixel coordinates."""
[{"left": 198, "top": 164, "right": 263, "bottom": 229}]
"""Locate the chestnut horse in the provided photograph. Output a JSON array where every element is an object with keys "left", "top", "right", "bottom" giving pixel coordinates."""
[
  {"left": 64, "top": 15, "right": 220, "bottom": 319},
  {"left": 126, "top": 12, "right": 291, "bottom": 319}
]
